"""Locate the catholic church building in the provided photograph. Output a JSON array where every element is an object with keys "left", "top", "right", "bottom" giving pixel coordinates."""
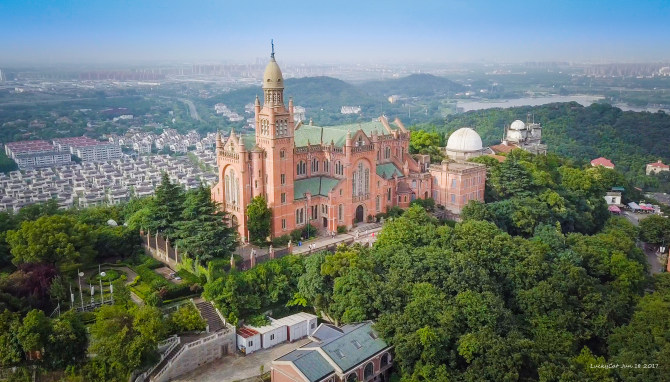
[{"left": 212, "top": 49, "right": 486, "bottom": 242}]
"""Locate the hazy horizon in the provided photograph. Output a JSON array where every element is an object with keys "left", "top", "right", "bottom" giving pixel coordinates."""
[{"left": 2, "top": 0, "right": 670, "bottom": 66}]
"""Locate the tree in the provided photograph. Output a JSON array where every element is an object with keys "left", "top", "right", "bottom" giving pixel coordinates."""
[
  {"left": 639, "top": 214, "right": 670, "bottom": 245},
  {"left": 176, "top": 186, "right": 237, "bottom": 264},
  {"left": 608, "top": 273, "right": 670, "bottom": 382},
  {"left": 169, "top": 303, "right": 206, "bottom": 333},
  {"left": 146, "top": 172, "right": 185, "bottom": 239},
  {"left": 89, "top": 305, "right": 168, "bottom": 381},
  {"left": 17, "top": 309, "right": 51, "bottom": 357},
  {"left": 46, "top": 311, "right": 87, "bottom": 369},
  {"left": 0, "top": 309, "right": 23, "bottom": 367},
  {"left": 409, "top": 130, "right": 445, "bottom": 163},
  {"left": 6, "top": 215, "right": 96, "bottom": 268},
  {"left": 246, "top": 196, "right": 271, "bottom": 245}
]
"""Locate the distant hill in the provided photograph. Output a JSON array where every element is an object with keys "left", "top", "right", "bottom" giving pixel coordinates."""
[
  {"left": 360, "top": 73, "right": 465, "bottom": 98},
  {"left": 211, "top": 76, "right": 375, "bottom": 113},
  {"left": 207, "top": 76, "right": 378, "bottom": 125}
]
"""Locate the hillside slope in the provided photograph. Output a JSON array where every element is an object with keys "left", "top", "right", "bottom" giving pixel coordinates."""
[
  {"left": 436, "top": 102, "right": 670, "bottom": 183},
  {"left": 361, "top": 73, "right": 465, "bottom": 97}
]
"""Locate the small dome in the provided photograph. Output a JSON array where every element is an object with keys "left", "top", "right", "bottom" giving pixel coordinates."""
[
  {"left": 262, "top": 58, "right": 283, "bottom": 89},
  {"left": 510, "top": 120, "right": 525, "bottom": 130},
  {"left": 506, "top": 129, "right": 524, "bottom": 143},
  {"left": 446, "top": 128, "right": 483, "bottom": 152}
]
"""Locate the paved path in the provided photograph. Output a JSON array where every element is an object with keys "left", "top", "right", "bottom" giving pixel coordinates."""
[
  {"left": 172, "top": 338, "right": 311, "bottom": 382},
  {"left": 236, "top": 223, "right": 384, "bottom": 259}
]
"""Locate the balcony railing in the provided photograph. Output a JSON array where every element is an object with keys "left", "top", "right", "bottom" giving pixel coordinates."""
[
  {"left": 352, "top": 144, "right": 374, "bottom": 153},
  {"left": 352, "top": 193, "right": 370, "bottom": 202},
  {"left": 224, "top": 202, "right": 240, "bottom": 212}
]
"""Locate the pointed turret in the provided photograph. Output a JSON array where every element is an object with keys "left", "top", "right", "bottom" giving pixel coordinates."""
[{"left": 216, "top": 131, "right": 223, "bottom": 149}]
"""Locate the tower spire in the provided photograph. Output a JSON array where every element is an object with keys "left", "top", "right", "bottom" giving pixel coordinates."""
[{"left": 271, "top": 39, "right": 275, "bottom": 59}]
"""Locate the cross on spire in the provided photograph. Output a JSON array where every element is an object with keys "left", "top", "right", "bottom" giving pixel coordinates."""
[{"left": 271, "top": 39, "right": 275, "bottom": 59}]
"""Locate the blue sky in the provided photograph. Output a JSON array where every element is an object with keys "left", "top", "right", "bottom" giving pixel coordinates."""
[{"left": 1, "top": 0, "right": 669, "bottom": 65}]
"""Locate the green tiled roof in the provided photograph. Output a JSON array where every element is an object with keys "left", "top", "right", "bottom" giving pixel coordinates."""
[
  {"left": 294, "top": 177, "right": 341, "bottom": 199},
  {"left": 321, "top": 322, "right": 388, "bottom": 373},
  {"left": 294, "top": 120, "right": 400, "bottom": 147},
  {"left": 277, "top": 350, "right": 334, "bottom": 382},
  {"left": 376, "top": 162, "right": 404, "bottom": 179}
]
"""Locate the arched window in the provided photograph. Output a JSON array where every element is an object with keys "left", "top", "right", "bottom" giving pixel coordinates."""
[
  {"left": 324, "top": 160, "right": 330, "bottom": 173},
  {"left": 297, "top": 161, "right": 306, "bottom": 176},
  {"left": 385, "top": 146, "right": 391, "bottom": 159},
  {"left": 377, "top": 150, "right": 381, "bottom": 160},
  {"left": 381, "top": 353, "right": 390, "bottom": 367},
  {"left": 225, "top": 169, "right": 239, "bottom": 205},
  {"left": 364, "top": 362, "right": 374, "bottom": 379},
  {"left": 335, "top": 161, "right": 343, "bottom": 176},
  {"left": 347, "top": 373, "right": 357, "bottom": 382},
  {"left": 352, "top": 162, "right": 369, "bottom": 196},
  {"left": 224, "top": 175, "right": 231, "bottom": 202},
  {"left": 312, "top": 158, "right": 319, "bottom": 173},
  {"left": 279, "top": 149, "right": 285, "bottom": 159}
]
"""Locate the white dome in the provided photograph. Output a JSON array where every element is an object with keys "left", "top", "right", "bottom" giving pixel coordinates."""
[
  {"left": 446, "top": 127, "right": 483, "bottom": 152},
  {"left": 510, "top": 120, "right": 526, "bottom": 130},
  {"left": 506, "top": 129, "right": 524, "bottom": 143}
]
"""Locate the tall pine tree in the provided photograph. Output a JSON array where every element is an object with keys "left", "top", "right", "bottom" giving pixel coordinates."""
[
  {"left": 146, "top": 172, "right": 185, "bottom": 239},
  {"left": 175, "top": 186, "right": 238, "bottom": 264}
]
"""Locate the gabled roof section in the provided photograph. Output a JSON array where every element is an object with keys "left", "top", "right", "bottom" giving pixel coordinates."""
[
  {"left": 277, "top": 350, "right": 334, "bottom": 382},
  {"left": 294, "top": 177, "right": 341, "bottom": 200},
  {"left": 320, "top": 322, "right": 388, "bottom": 373},
  {"left": 294, "top": 118, "right": 401, "bottom": 147},
  {"left": 376, "top": 162, "right": 404, "bottom": 179}
]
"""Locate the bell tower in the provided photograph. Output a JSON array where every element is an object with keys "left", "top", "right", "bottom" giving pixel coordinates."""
[{"left": 254, "top": 41, "right": 295, "bottom": 236}]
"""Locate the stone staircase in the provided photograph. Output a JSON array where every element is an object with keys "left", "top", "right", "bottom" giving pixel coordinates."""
[{"left": 195, "top": 300, "right": 224, "bottom": 333}]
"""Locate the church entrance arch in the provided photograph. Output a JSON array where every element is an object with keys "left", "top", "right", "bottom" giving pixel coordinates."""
[
  {"left": 355, "top": 205, "right": 364, "bottom": 223},
  {"left": 323, "top": 217, "right": 328, "bottom": 228},
  {"left": 231, "top": 215, "right": 238, "bottom": 228}
]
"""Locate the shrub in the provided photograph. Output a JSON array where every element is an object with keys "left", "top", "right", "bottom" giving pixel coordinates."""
[
  {"left": 169, "top": 303, "right": 206, "bottom": 333},
  {"left": 272, "top": 234, "right": 291, "bottom": 247},
  {"left": 145, "top": 291, "right": 163, "bottom": 307},
  {"left": 386, "top": 206, "right": 404, "bottom": 218},
  {"left": 290, "top": 228, "right": 303, "bottom": 242},
  {"left": 366, "top": 214, "right": 374, "bottom": 223},
  {"left": 337, "top": 225, "right": 348, "bottom": 234},
  {"left": 375, "top": 212, "right": 386, "bottom": 222},
  {"left": 246, "top": 314, "right": 270, "bottom": 327}
]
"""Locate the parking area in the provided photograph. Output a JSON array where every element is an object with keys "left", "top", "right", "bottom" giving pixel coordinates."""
[{"left": 154, "top": 266, "right": 183, "bottom": 284}]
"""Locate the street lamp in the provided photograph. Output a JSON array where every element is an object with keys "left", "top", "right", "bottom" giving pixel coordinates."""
[
  {"left": 304, "top": 193, "right": 310, "bottom": 240},
  {"left": 99, "top": 265, "right": 105, "bottom": 304},
  {"left": 77, "top": 270, "right": 84, "bottom": 311}
]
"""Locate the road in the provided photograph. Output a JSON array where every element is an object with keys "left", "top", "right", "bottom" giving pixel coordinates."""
[
  {"left": 179, "top": 98, "right": 201, "bottom": 121},
  {"left": 623, "top": 211, "right": 666, "bottom": 274}
]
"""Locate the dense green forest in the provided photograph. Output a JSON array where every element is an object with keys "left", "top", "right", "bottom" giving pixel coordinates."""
[{"left": 422, "top": 102, "right": 670, "bottom": 188}]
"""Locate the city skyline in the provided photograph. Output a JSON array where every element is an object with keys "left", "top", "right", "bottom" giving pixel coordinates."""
[{"left": 2, "top": 0, "right": 670, "bottom": 66}]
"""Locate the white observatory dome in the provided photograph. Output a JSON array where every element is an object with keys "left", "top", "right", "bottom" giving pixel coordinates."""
[
  {"left": 446, "top": 127, "right": 483, "bottom": 152},
  {"left": 510, "top": 120, "right": 526, "bottom": 130}
]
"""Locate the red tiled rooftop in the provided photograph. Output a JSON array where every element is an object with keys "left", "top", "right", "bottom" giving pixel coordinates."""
[
  {"left": 237, "top": 326, "right": 260, "bottom": 338},
  {"left": 490, "top": 143, "right": 517, "bottom": 154},
  {"left": 590, "top": 157, "right": 614, "bottom": 168},
  {"left": 648, "top": 160, "right": 669, "bottom": 169}
]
